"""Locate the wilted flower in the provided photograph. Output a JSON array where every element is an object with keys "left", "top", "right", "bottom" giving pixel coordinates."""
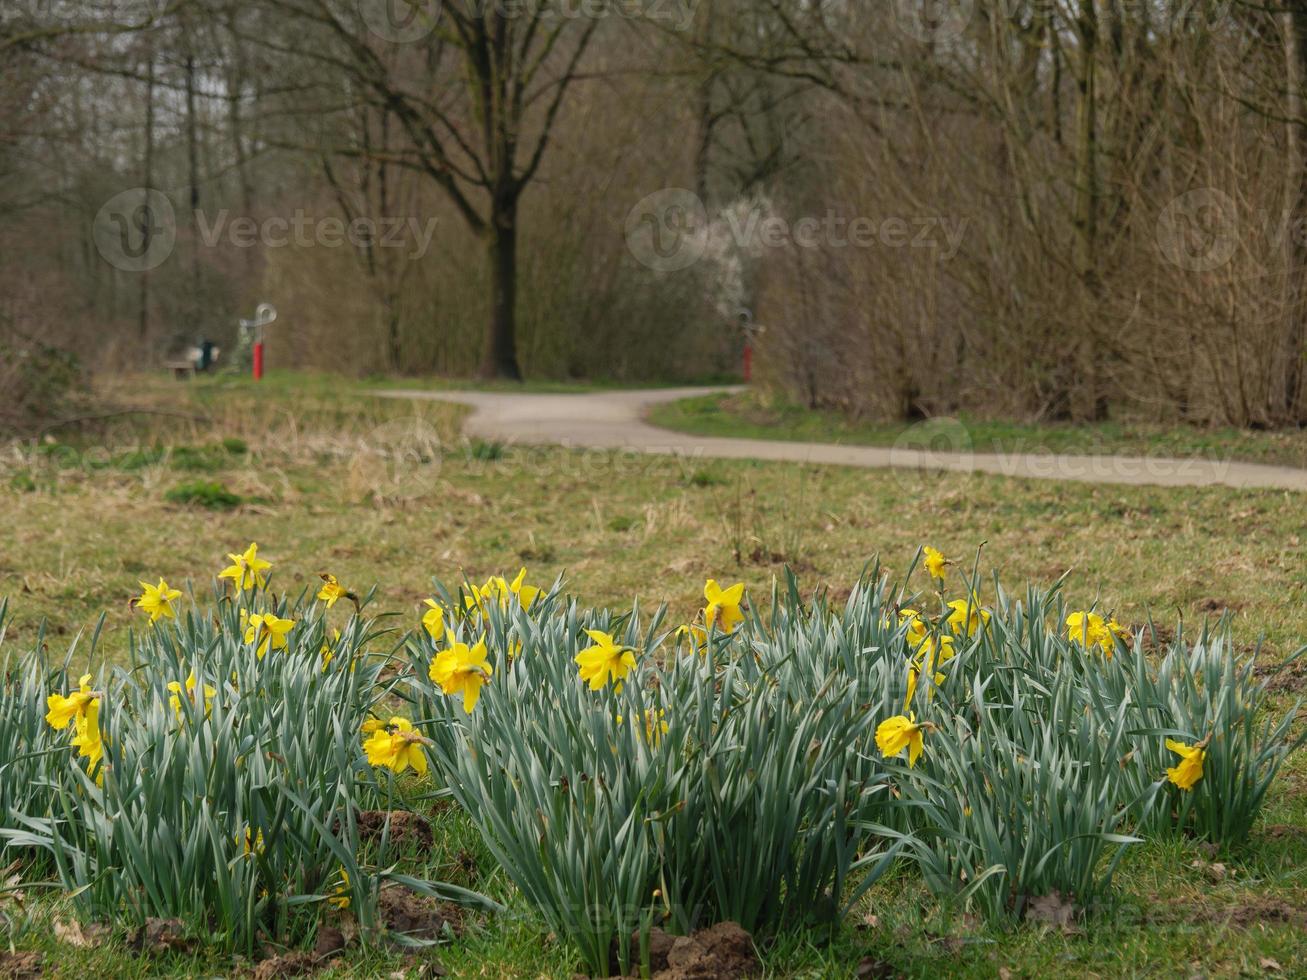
[
  {"left": 329, "top": 869, "right": 351, "bottom": 910},
  {"left": 617, "top": 708, "right": 668, "bottom": 746}
]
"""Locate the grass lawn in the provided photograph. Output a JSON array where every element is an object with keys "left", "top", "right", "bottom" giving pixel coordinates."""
[
  {"left": 650, "top": 391, "right": 1307, "bottom": 471},
  {"left": 1, "top": 372, "right": 1304, "bottom": 978}
]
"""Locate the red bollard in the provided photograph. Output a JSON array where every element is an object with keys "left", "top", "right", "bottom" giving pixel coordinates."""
[
  {"left": 253, "top": 341, "right": 264, "bottom": 381},
  {"left": 742, "top": 342, "right": 753, "bottom": 383}
]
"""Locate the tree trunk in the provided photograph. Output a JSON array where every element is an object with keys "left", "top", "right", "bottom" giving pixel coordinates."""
[
  {"left": 138, "top": 41, "right": 155, "bottom": 342},
  {"left": 1282, "top": 0, "right": 1307, "bottom": 422},
  {"left": 480, "top": 191, "right": 522, "bottom": 380}
]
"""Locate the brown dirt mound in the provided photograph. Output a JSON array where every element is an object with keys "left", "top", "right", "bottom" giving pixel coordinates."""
[{"left": 356, "top": 809, "right": 435, "bottom": 850}]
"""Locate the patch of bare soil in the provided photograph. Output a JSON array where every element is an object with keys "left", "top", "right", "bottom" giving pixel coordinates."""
[
  {"left": 379, "top": 883, "right": 461, "bottom": 941},
  {"left": 1255, "top": 658, "right": 1307, "bottom": 694},
  {"left": 1151, "top": 895, "right": 1307, "bottom": 930},
  {"left": 356, "top": 809, "right": 435, "bottom": 850},
  {"left": 0, "top": 952, "right": 42, "bottom": 979}
]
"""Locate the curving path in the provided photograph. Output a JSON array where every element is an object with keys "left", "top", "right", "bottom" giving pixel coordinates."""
[{"left": 374, "top": 387, "right": 1307, "bottom": 492}]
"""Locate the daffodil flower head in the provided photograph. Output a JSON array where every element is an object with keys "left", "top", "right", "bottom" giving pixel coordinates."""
[
  {"left": 329, "top": 869, "right": 351, "bottom": 909},
  {"left": 429, "top": 638, "right": 494, "bottom": 714},
  {"left": 70, "top": 697, "right": 104, "bottom": 770},
  {"left": 317, "top": 573, "right": 351, "bottom": 608},
  {"left": 243, "top": 612, "right": 295, "bottom": 659},
  {"left": 675, "top": 623, "right": 707, "bottom": 654},
  {"left": 617, "top": 708, "right": 668, "bottom": 746},
  {"left": 1065, "top": 611, "right": 1123, "bottom": 658},
  {"left": 421, "top": 599, "right": 447, "bottom": 641},
  {"left": 922, "top": 546, "right": 949, "bottom": 582},
  {"left": 45, "top": 674, "right": 96, "bottom": 730},
  {"left": 1164, "top": 737, "right": 1205, "bottom": 791},
  {"left": 575, "top": 629, "right": 638, "bottom": 691},
  {"left": 876, "top": 712, "right": 926, "bottom": 768},
  {"left": 218, "top": 542, "right": 271, "bottom": 592},
  {"left": 703, "top": 579, "right": 745, "bottom": 634},
  {"left": 135, "top": 579, "right": 183, "bottom": 624},
  {"left": 168, "top": 673, "right": 217, "bottom": 718},
  {"left": 946, "top": 596, "right": 990, "bottom": 637},
  {"left": 362, "top": 716, "right": 429, "bottom": 775}
]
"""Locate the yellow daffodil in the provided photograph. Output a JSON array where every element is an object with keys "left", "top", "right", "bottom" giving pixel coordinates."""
[
  {"left": 1065, "top": 611, "right": 1125, "bottom": 657},
  {"left": 898, "top": 609, "right": 929, "bottom": 648},
  {"left": 244, "top": 612, "right": 295, "bottom": 659},
  {"left": 916, "top": 632, "right": 955, "bottom": 670},
  {"left": 70, "top": 698, "right": 103, "bottom": 769},
  {"left": 876, "top": 713, "right": 927, "bottom": 768},
  {"left": 317, "top": 573, "right": 353, "bottom": 608},
  {"left": 362, "top": 717, "right": 429, "bottom": 775},
  {"left": 676, "top": 623, "right": 707, "bottom": 653},
  {"left": 45, "top": 674, "right": 97, "bottom": 730},
  {"left": 464, "top": 568, "right": 541, "bottom": 616},
  {"left": 168, "top": 673, "right": 217, "bottom": 718},
  {"left": 506, "top": 567, "right": 541, "bottom": 608},
  {"left": 242, "top": 827, "right": 265, "bottom": 857},
  {"left": 575, "top": 629, "right": 638, "bottom": 691},
  {"left": 617, "top": 708, "right": 668, "bottom": 746},
  {"left": 703, "top": 579, "right": 745, "bottom": 633},
  {"left": 218, "top": 542, "right": 271, "bottom": 592},
  {"left": 922, "top": 546, "right": 949, "bottom": 582},
  {"left": 946, "top": 597, "right": 991, "bottom": 637},
  {"left": 329, "top": 869, "right": 351, "bottom": 910},
  {"left": 1164, "top": 738, "right": 1206, "bottom": 791},
  {"left": 422, "top": 599, "right": 446, "bottom": 641},
  {"left": 134, "top": 579, "right": 182, "bottom": 624},
  {"left": 429, "top": 638, "right": 494, "bottom": 714},
  {"left": 320, "top": 628, "right": 342, "bottom": 671},
  {"left": 905, "top": 663, "right": 945, "bottom": 709}
]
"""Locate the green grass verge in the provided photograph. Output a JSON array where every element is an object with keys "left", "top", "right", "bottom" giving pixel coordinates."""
[
  {"left": 2, "top": 371, "right": 1304, "bottom": 977},
  {"left": 650, "top": 392, "right": 1307, "bottom": 470}
]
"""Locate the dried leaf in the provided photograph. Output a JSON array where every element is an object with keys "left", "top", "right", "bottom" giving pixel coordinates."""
[
  {"left": 1025, "top": 891, "right": 1081, "bottom": 934},
  {"left": 53, "top": 919, "right": 108, "bottom": 949}
]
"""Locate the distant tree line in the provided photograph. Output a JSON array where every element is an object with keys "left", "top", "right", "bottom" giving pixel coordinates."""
[{"left": 2, "top": 1, "right": 1305, "bottom": 427}]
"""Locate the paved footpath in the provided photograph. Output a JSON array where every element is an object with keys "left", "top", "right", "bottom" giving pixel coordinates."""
[{"left": 375, "top": 387, "right": 1307, "bottom": 492}]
